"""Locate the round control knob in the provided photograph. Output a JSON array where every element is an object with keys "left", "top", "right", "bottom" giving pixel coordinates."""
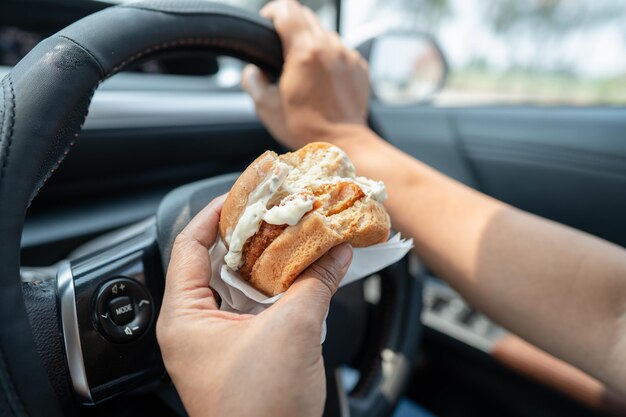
[{"left": 95, "top": 278, "right": 153, "bottom": 343}]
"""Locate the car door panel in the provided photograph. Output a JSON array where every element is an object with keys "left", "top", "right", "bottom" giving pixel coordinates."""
[
  {"left": 371, "top": 104, "right": 479, "bottom": 188},
  {"left": 372, "top": 105, "right": 626, "bottom": 247}
]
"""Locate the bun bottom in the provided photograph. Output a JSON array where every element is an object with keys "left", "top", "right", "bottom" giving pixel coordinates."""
[{"left": 249, "top": 199, "right": 389, "bottom": 296}]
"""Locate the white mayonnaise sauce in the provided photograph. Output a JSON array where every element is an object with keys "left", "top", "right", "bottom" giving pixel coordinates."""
[
  {"left": 354, "top": 176, "right": 387, "bottom": 202},
  {"left": 224, "top": 145, "right": 387, "bottom": 270},
  {"left": 224, "top": 162, "right": 290, "bottom": 269},
  {"left": 288, "top": 146, "right": 387, "bottom": 203},
  {"left": 263, "top": 194, "right": 315, "bottom": 226}
]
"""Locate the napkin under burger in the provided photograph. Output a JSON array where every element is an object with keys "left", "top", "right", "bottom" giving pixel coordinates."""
[{"left": 220, "top": 142, "right": 390, "bottom": 296}]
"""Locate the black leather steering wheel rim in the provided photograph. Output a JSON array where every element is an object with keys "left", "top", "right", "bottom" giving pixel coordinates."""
[{"left": 0, "top": 2, "right": 281, "bottom": 416}]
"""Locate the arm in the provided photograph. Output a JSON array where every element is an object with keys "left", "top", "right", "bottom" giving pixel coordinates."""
[
  {"left": 335, "top": 127, "right": 626, "bottom": 394},
  {"left": 245, "top": 0, "right": 626, "bottom": 394}
]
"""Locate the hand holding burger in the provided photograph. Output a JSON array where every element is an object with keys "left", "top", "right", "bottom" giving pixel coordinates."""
[{"left": 157, "top": 195, "right": 353, "bottom": 417}]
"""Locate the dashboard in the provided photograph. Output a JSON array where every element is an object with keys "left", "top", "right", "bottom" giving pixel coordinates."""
[{"left": 2, "top": 63, "right": 277, "bottom": 266}]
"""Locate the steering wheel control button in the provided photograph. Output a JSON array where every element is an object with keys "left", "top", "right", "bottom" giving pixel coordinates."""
[
  {"left": 108, "top": 296, "right": 135, "bottom": 325},
  {"left": 95, "top": 278, "right": 154, "bottom": 343}
]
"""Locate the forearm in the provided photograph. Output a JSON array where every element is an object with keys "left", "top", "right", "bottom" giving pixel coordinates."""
[{"left": 329, "top": 125, "right": 626, "bottom": 392}]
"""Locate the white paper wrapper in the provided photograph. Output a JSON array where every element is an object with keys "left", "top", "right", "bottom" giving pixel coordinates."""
[{"left": 210, "top": 233, "right": 414, "bottom": 341}]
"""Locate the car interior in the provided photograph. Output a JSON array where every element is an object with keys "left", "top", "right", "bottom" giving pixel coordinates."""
[{"left": 1, "top": 0, "right": 625, "bottom": 416}]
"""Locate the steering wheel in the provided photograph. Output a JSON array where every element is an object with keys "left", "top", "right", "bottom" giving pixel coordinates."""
[{"left": 0, "top": 2, "right": 422, "bottom": 416}]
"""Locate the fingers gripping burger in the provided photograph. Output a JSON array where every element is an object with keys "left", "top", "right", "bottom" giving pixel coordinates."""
[{"left": 220, "top": 142, "right": 390, "bottom": 296}]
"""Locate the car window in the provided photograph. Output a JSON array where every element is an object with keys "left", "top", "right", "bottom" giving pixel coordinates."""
[{"left": 342, "top": 0, "right": 626, "bottom": 106}]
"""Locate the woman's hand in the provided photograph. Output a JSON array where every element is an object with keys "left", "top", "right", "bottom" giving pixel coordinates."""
[
  {"left": 156, "top": 195, "right": 353, "bottom": 417},
  {"left": 242, "top": 0, "right": 370, "bottom": 149}
]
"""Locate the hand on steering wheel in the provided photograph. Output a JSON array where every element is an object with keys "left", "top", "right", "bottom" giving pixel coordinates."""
[
  {"left": 242, "top": 0, "right": 370, "bottom": 149},
  {"left": 157, "top": 194, "right": 353, "bottom": 417}
]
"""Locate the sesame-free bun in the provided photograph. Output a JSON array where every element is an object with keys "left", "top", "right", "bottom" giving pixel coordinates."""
[{"left": 220, "top": 142, "right": 390, "bottom": 296}]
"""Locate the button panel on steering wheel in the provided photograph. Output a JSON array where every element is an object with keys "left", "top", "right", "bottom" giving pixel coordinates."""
[
  {"left": 95, "top": 278, "right": 153, "bottom": 343},
  {"left": 71, "top": 240, "right": 165, "bottom": 403}
]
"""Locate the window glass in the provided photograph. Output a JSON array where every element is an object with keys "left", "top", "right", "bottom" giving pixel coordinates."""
[{"left": 342, "top": 0, "right": 626, "bottom": 106}]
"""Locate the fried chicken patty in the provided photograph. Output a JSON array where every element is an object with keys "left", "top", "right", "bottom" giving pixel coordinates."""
[{"left": 239, "top": 181, "right": 365, "bottom": 282}]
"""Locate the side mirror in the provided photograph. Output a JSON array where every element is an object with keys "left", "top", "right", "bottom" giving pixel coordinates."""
[{"left": 358, "top": 32, "right": 448, "bottom": 106}]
